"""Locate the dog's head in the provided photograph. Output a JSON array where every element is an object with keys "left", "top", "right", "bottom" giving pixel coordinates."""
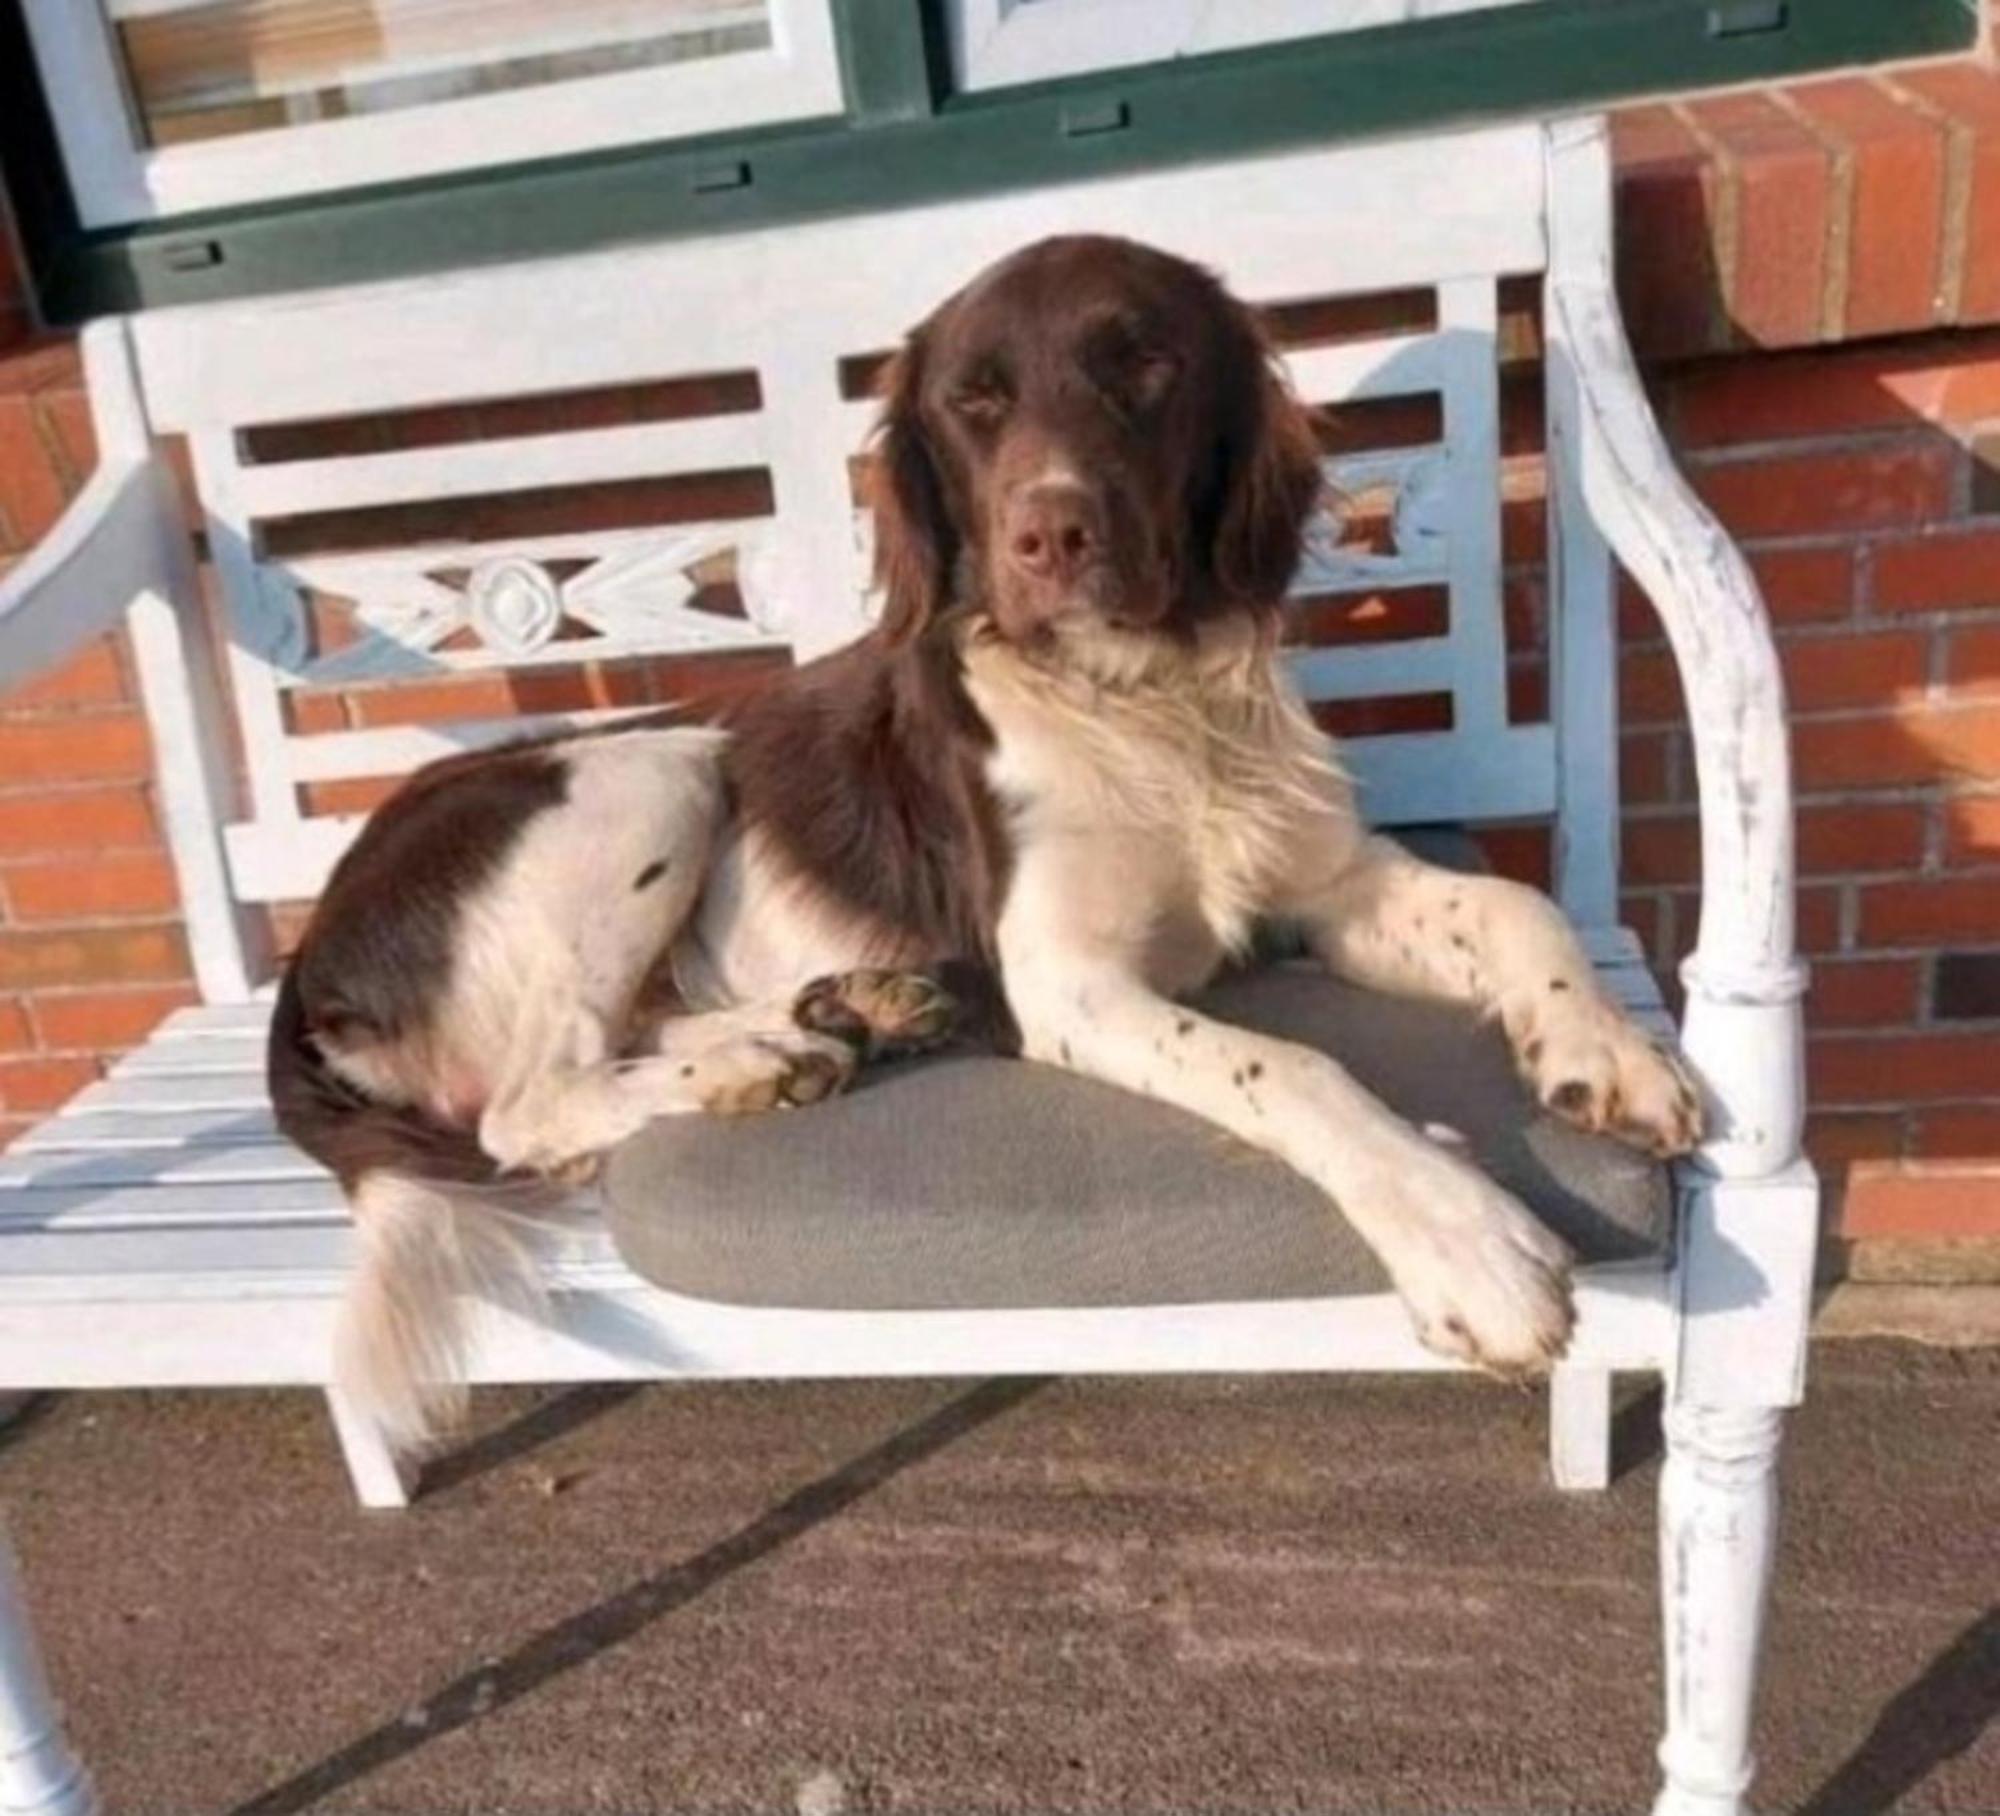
[{"left": 870, "top": 234, "right": 1325, "bottom": 648}]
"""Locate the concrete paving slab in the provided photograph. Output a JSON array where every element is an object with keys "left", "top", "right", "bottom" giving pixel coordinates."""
[{"left": 1, "top": 1340, "right": 1993, "bottom": 1814}]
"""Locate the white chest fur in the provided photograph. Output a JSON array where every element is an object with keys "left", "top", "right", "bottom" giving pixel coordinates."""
[{"left": 964, "top": 618, "right": 1361, "bottom": 984}]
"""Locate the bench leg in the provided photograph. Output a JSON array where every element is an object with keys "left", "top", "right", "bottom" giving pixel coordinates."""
[
  {"left": 1651, "top": 1402, "right": 1784, "bottom": 1816},
  {"left": 325, "top": 1388, "right": 415, "bottom": 1511},
  {"left": 1548, "top": 1362, "right": 1612, "bottom": 1491},
  {"left": 0, "top": 1541, "right": 97, "bottom": 1816}
]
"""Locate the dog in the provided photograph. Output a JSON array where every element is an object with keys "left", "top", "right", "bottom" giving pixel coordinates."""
[{"left": 273, "top": 234, "right": 1702, "bottom": 1454}]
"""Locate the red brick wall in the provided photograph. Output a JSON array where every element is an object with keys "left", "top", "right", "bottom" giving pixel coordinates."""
[{"left": 2, "top": 52, "right": 1997, "bottom": 1266}]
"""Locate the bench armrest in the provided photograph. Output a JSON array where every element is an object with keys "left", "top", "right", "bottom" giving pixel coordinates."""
[
  {"left": 0, "top": 454, "right": 180, "bottom": 692},
  {"left": 1547, "top": 120, "right": 1806, "bottom": 1178}
]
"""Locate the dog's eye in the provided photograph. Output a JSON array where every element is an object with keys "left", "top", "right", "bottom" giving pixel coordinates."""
[
  {"left": 1129, "top": 348, "right": 1180, "bottom": 406},
  {"left": 948, "top": 374, "right": 1011, "bottom": 425}
]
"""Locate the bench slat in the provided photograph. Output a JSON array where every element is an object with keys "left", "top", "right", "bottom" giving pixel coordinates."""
[
  {"left": 231, "top": 417, "right": 770, "bottom": 522},
  {"left": 154, "top": 1003, "right": 278, "bottom": 1039},
  {"left": 15, "top": 1105, "right": 282, "bottom": 1152},
  {"left": 58, "top": 1072, "right": 273, "bottom": 1115},
  {"left": 113, "top": 1035, "right": 269, "bottom": 1077},
  {"left": 0, "top": 1142, "right": 329, "bottom": 1189},
  {"left": 0, "top": 1177, "right": 344, "bottom": 1229}
]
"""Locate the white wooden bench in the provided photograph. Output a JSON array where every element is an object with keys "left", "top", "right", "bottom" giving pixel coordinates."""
[{"left": 0, "top": 116, "right": 1814, "bottom": 1816}]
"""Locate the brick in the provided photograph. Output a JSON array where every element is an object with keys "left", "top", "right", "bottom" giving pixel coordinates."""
[
  {"left": 1807, "top": 957, "right": 1923, "bottom": 1028},
  {"left": 1670, "top": 332, "right": 2000, "bottom": 447},
  {"left": 1791, "top": 78, "right": 1949, "bottom": 339},
  {"left": 0, "top": 716, "right": 155, "bottom": 785},
  {"left": 1473, "top": 824, "right": 1551, "bottom": 890},
  {"left": 0, "top": 339, "right": 84, "bottom": 401},
  {"left": 1839, "top": 1163, "right": 2000, "bottom": 1239},
  {"left": 33, "top": 387, "right": 93, "bottom": 487},
  {"left": 298, "top": 777, "right": 399, "bottom": 818},
  {"left": 1912, "top": 1104, "right": 2000, "bottom": 1159},
  {"left": 1798, "top": 884, "right": 1844, "bottom": 955},
  {"left": 3, "top": 851, "right": 180, "bottom": 922},
  {"left": 1860, "top": 877, "right": 2000, "bottom": 945},
  {"left": 1872, "top": 527, "right": 2000, "bottom": 613},
  {"left": 1692, "top": 442, "right": 1955, "bottom": 541},
  {"left": 1935, "top": 952, "right": 2000, "bottom": 1021},
  {"left": 1807, "top": 1110, "right": 1906, "bottom": 1167},
  {"left": 1978, "top": 430, "right": 2000, "bottom": 516},
  {"left": 1620, "top": 890, "right": 1668, "bottom": 964},
  {"left": 1620, "top": 731, "right": 1676, "bottom": 805},
  {"left": 1797, "top": 802, "right": 1928, "bottom": 876},
  {"left": 0, "top": 997, "right": 28, "bottom": 1053},
  {"left": 0, "top": 923, "right": 191, "bottom": 991},
  {"left": 0, "top": 638, "right": 127, "bottom": 714},
  {"left": 285, "top": 690, "right": 347, "bottom": 735},
  {"left": 1794, "top": 703, "right": 2000, "bottom": 792},
  {"left": 1619, "top": 649, "right": 1685, "bottom": 726},
  {"left": 0, "top": 396, "right": 68, "bottom": 550},
  {"left": 1623, "top": 814, "right": 1700, "bottom": 887},
  {"left": 0, "top": 1054, "right": 99, "bottom": 1116},
  {"left": 1943, "top": 794, "right": 2000, "bottom": 865},
  {"left": 1780, "top": 629, "right": 1930, "bottom": 713},
  {"left": 0, "top": 786, "right": 156, "bottom": 856},
  {"left": 1505, "top": 663, "right": 1546, "bottom": 723},
  {"left": 1748, "top": 545, "right": 1855, "bottom": 626},
  {"left": 1808, "top": 1112, "right": 1896, "bottom": 1168},
  {"left": 346, "top": 674, "right": 519, "bottom": 729},
  {"left": 31, "top": 985, "right": 195, "bottom": 1053},
  {"left": 1810, "top": 1032, "right": 2000, "bottom": 1105},
  {"left": 1612, "top": 107, "right": 1721, "bottom": 359},
  {"left": 1950, "top": 623, "right": 2000, "bottom": 692},
  {"left": 1684, "top": 94, "right": 1831, "bottom": 349},
  {"left": 1894, "top": 65, "right": 2000, "bottom": 321}
]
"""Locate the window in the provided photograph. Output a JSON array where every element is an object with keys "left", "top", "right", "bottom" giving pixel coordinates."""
[
  {"left": 946, "top": 0, "right": 1544, "bottom": 93},
  {"left": 22, "top": 0, "right": 842, "bottom": 225},
  {"left": 2, "top": 0, "right": 1977, "bottom": 324}
]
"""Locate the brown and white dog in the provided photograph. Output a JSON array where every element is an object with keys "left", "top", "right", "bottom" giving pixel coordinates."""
[{"left": 273, "top": 235, "right": 1702, "bottom": 1453}]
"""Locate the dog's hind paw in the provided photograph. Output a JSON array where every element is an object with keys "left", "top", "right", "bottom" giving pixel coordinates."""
[{"left": 793, "top": 967, "right": 961, "bottom": 1059}]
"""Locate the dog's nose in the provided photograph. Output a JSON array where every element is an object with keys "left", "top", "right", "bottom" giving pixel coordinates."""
[{"left": 1006, "top": 485, "right": 1103, "bottom": 586}]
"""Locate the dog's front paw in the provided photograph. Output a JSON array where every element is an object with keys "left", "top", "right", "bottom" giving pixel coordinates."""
[
  {"left": 1510, "top": 985, "right": 1703, "bottom": 1158},
  {"left": 694, "top": 1031, "right": 857, "bottom": 1115},
  {"left": 793, "top": 967, "right": 960, "bottom": 1058},
  {"left": 1380, "top": 1157, "right": 1576, "bottom": 1380}
]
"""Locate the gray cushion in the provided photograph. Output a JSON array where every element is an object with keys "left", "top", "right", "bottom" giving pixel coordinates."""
[{"left": 603, "top": 963, "right": 1670, "bottom": 1311}]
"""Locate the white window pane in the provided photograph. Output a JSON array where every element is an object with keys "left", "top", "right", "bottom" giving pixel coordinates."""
[
  {"left": 104, "top": 0, "right": 772, "bottom": 147},
  {"left": 952, "top": 0, "right": 1555, "bottom": 93}
]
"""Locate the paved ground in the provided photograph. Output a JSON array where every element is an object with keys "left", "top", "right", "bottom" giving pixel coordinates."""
[{"left": 2, "top": 1340, "right": 1994, "bottom": 1815}]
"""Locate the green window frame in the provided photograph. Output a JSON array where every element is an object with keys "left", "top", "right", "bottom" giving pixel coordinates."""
[{"left": 0, "top": 0, "right": 1978, "bottom": 326}]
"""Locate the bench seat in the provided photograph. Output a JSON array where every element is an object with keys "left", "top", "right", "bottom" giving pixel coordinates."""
[{"left": 609, "top": 946, "right": 1676, "bottom": 1310}]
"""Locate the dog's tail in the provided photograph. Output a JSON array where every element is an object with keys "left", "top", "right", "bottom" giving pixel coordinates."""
[{"left": 268, "top": 965, "right": 553, "bottom": 1454}]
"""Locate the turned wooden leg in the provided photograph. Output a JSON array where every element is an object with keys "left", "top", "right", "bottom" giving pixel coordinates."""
[
  {"left": 325, "top": 1387, "right": 415, "bottom": 1511},
  {"left": 1651, "top": 1402, "right": 1784, "bottom": 1816},
  {"left": 0, "top": 1541, "right": 96, "bottom": 1816},
  {"left": 1549, "top": 1362, "right": 1612, "bottom": 1492}
]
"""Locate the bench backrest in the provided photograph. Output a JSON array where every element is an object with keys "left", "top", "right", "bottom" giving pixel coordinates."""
[{"left": 104, "top": 116, "right": 1619, "bottom": 1002}]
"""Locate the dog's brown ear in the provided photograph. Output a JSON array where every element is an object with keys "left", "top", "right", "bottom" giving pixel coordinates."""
[
  {"left": 870, "top": 333, "right": 956, "bottom": 644},
  {"left": 1209, "top": 300, "right": 1326, "bottom": 608}
]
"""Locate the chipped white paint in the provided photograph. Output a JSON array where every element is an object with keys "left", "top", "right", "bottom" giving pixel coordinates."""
[
  {"left": 1652, "top": 1404, "right": 1783, "bottom": 1816},
  {"left": 0, "top": 115, "right": 1815, "bottom": 1814},
  {"left": 1548, "top": 118, "right": 1814, "bottom": 1816},
  {"left": 0, "top": 1540, "right": 97, "bottom": 1816}
]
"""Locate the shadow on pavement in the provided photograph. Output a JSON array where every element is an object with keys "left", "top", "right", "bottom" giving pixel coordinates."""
[
  {"left": 419, "top": 1382, "right": 647, "bottom": 1499},
  {"left": 1795, "top": 1605, "right": 2000, "bottom": 1816},
  {"left": 230, "top": 1376, "right": 1045, "bottom": 1816}
]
